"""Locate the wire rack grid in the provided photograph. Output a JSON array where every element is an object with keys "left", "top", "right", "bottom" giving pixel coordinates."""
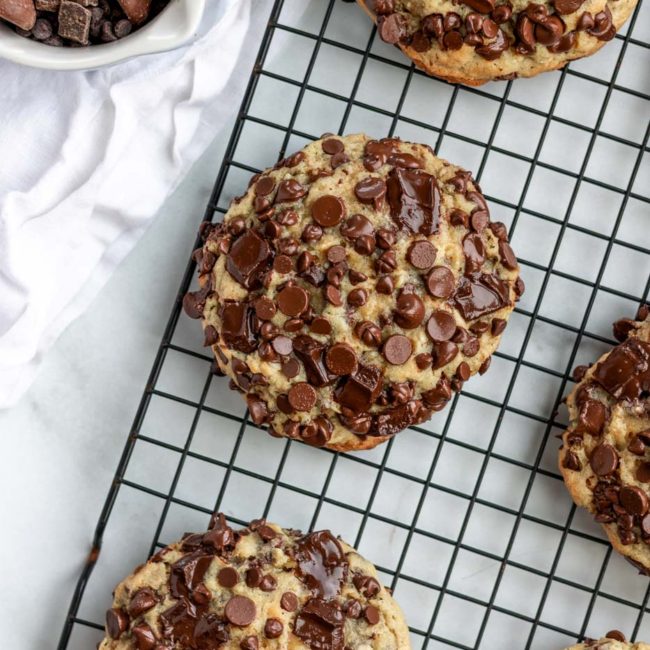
[{"left": 58, "top": 0, "right": 650, "bottom": 648}]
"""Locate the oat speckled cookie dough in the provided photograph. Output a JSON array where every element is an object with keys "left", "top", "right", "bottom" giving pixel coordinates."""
[
  {"left": 356, "top": 0, "right": 637, "bottom": 85},
  {"left": 184, "top": 133, "right": 523, "bottom": 452},
  {"left": 99, "top": 514, "right": 411, "bottom": 650},
  {"left": 559, "top": 306, "right": 650, "bottom": 573}
]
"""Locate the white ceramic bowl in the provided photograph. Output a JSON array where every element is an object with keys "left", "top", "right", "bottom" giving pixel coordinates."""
[{"left": 0, "top": 0, "right": 206, "bottom": 70}]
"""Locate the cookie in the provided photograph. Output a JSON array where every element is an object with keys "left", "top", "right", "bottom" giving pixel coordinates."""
[
  {"left": 184, "top": 133, "right": 523, "bottom": 452},
  {"left": 99, "top": 514, "right": 411, "bottom": 650},
  {"left": 356, "top": 0, "right": 637, "bottom": 86},
  {"left": 559, "top": 306, "right": 650, "bottom": 572},
  {"left": 566, "top": 631, "right": 650, "bottom": 649}
]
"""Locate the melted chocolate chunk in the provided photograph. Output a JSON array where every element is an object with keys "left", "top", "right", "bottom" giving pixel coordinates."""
[
  {"left": 452, "top": 273, "right": 510, "bottom": 321},
  {"left": 294, "top": 530, "right": 348, "bottom": 599},
  {"left": 226, "top": 230, "right": 271, "bottom": 290},
  {"left": 293, "top": 335, "right": 335, "bottom": 387},
  {"left": 219, "top": 301, "right": 257, "bottom": 353},
  {"left": 336, "top": 364, "right": 384, "bottom": 412},
  {"left": 386, "top": 167, "right": 440, "bottom": 236},
  {"left": 594, "top": 338, "right": 650, "bottom": 400}
]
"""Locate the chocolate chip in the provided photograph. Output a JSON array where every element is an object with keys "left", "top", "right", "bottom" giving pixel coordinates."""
[
  {"left": 264, "top": 618, "right": 283, "bottom": 639},
  {"left": 407, "top": 240, "right": 437, "bottom": 269},
  {"left": 325, "top": 284, "right": 343, "bottom": 306},
  {"left": 277, "top": 285, "right": 309, "bottom": 317},
  {"left": 288, "top": 382, "right": 317, "bottom": 411},
  {"left": 349, "top": 270, "right": 368, "bottom": 285},
  {"left": 132, "top": 623, "right": 156, "bottom": 650},
  {"left": 275, "top": 179, "right": 307, "bottom": 203},
  {"left": 432, "top": 341, "right": 459, "bottom": 369},
  {"left": 246, "top": 567, "right": 263, "bottom": 588},
  {"left": 282, "top": 358, "right": 300, "bottom": 379},
  {"left": 620, "top": 486, "right": 649, "bottom": 516},
  {"left": 326, "top": 343, "right": 358, "bottom": 376},
  {"left": 355, "top": 177, "right": 387, "bottom": 210},
  {"left": 345, "top": 599, "right": 362, "bottom": 619},
  {"left": 563, "top": 450, "right": 581, "bottom": 471},
  {"left": 322, "top": 138, "right": 344, "bottom": 155},
  {"left": 426, "top": 266, "right": 455, "bottom": 299},
  {"left": 311, "top": 195, "right": 346, "bottom": 228},
  {"left": 348, "top": 288, "right": 369, "bottom": 308},
  {"left": 128, "top": 588, "right": 157, "bottom": 618},
  {"left": 383, "top": 334, "right": 413, "bottom": 365},
  {"left": 415, "top": 353, "right": 433, "bottom": 370},
  {"left": 376, "top": 275, "right": 395, "bottom": 294},
  {"left": 456, "top": 361, "right": 471, "bottom": 381},
  {"left": 310, "top": 317, "right": 332, "bottom": 335},
  {"left": 605, "top": 631, "right": 626, "bottom": 643},
  {"left": 377, "top": 12, "right": 407, "bottom": 43},
  {"left": 394, "top": 293, "right": 425, "bottom": 329},
  {"left": 106, "top": 608, "right": 129, "bottom": 639},
  {"left": 255, "top": 176, "right": 275, "bottom": 196},
  {"left": 240, "top": 636, "right": 259, "bottom": 650},
  {"left": 217, "top": 567, "right": 239, "bottom": 588},
  {"left": 247, "top": 395, "right": 269, "bottom": 425},
  {"left": 589, "top": 443, "right": 619, "bottom": 476},
  {"left": 270, "top": 335, "right": 292, "bottom": 356},
  {"left": 427, "top": 311, "right": 456, "bottom": 342},
  {"left": 353, "top": 575, "right": 381, "bottom": 597},
  {"left": 638, "top": 463, "right": 650, "bottom": 483},
  {"left": 355, "top": 321, "right": 382, "bottom": 347},
  {"left": 253, "top": 297, "right": 276, "bottom": 321},
  {"left": 280, "top": 592, "right": 299, "bottom": 612},
  {"left": 327, "top": 245, "right": 347, "bottom": 264},
  {"left": 225, "top": 596, "right": 256, "bottom": 627},
  {"left": 259, "top": 575, "right": 277, "bottom": 592},
  {"left": 629, "top": 436, "right": 646, "bottom": 456},
  {"left": 364, "top": 605, "right": 380, "bottom": 625}
]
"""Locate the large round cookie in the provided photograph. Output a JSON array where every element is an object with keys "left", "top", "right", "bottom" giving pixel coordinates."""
[
  {"left": 184, "top": 133, "right": 523, "bottom": 452},
  {"left": 357, "top": 0, "right": 637, "bottom": 85},
  {"left": 99, "top": 515, "right": 411, "bottom": 650},
  {"left": 559, "top": 307, "right": 650, "bottom": 572}
]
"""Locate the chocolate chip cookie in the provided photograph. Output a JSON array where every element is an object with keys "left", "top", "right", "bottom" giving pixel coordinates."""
[
  {"left": 184, "top": 133, "right": 523, "bottom": 451},
  {"left": 357, "top": 0, "right": 637, "bottom": 85},
  {"left": 99, "top": 514, "right": 411, "bottom": 650},
  {"left": 559, "top": 306, "right": 650, "bottom": 572},
  {"left": 567, "top": 634, "right": 650, "bottom": 650}
]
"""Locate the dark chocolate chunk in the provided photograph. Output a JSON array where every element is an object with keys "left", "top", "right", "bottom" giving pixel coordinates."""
[
  {"left": 452, "top": 274, "right": 510, "bottom": 321},
  {"left": 226, "top": 230, "right": 271, "bottom": 289},
  {"left": 337, "top": 364, "right": 384, "bottom": 411},
  {"left": 219, "top": 301, "right": 256, "bottom": 353},
  {"left": 386, "top": 167, "right": 440, "bottom": 236}
]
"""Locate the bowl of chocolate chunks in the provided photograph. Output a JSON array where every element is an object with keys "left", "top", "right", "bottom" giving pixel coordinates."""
[{"left": 0, "top": 0, "right": 206, "bottom": 70}]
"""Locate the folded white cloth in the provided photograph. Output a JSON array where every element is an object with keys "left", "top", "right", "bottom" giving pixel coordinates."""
[{"left": 0, "top": 0, "right": 256, "bottom": 408}]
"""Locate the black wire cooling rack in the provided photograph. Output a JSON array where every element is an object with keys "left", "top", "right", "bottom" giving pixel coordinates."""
[{"left": 58, "top": 0, "right": 650, "bottom": 648}]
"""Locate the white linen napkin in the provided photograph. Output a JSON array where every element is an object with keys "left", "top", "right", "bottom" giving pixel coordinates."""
[{"left": 0, "top": 0, "right": 257, "bottom": 408}]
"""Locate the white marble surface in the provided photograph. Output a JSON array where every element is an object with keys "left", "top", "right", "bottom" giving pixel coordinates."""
[{"left": 0, "top": 128, "right": 232, "bottom": 648}]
